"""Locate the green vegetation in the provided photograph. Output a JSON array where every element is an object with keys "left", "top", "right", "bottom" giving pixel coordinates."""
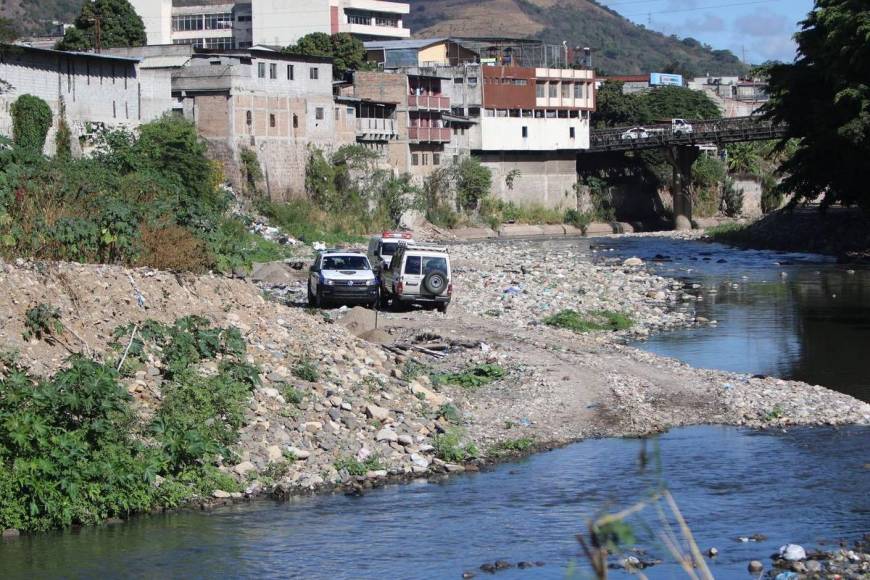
[
  {"left": 56, "top": 0, "right": 146, "bottom": 51},
  {"left": 0, "top": 315, "right": 254, "bottom": 532},
  {"left": 489, "top": 437, "right": 536, "bottom": 457},
  {"left": 543, "top": 309, "right": 633, "bottom": 333},
  {"left": 402, "top": 360, "right": 431, "bottom": 382},
  {"left": 283, "top": 32, "right": 371, "bottom": 78},
  {"left": 0, "top": 115, "right": 281, "bottom": 272},
  {"left": 262, "top": 145, "right": 416, "bottom": 243},
  {"left": 22, "top": 303, "right": 63, "bottom": 342},
  {"left": 437, "top": 403, "right": 462, "bottom": 424},
  {"left": 11, "top": 95, "right": 52, "bottom": 153},
  {"left": 594, "top": 83, "right": 721, "bottom": 129},
  {"left": 433, "top": 428, "right": 478, "bottom": 462},
  {"left": 292, "top": 359, "right": 319, "bottom": 383},
  {"left": 432, "top": 364, "right": 506, "bottom": 389},
  {"left": 766, "top": 0, "right": 869, "bottom": 211},
  {"left": 239, "top": 148, "right": 263, "bottom": 194},
  {"left": 334, "top": 455, "right": 384, "bottom": 477}
]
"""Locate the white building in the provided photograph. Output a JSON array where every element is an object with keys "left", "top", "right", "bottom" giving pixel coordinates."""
[{"left": 132, "top": 0, "right": 410, "bottom": 49}]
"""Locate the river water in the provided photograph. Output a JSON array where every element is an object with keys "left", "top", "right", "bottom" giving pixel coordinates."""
[{"left": 1, "top": 238, "right": 868, "bottom": 579}]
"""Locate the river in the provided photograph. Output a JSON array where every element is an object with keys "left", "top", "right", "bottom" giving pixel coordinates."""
[{"left": 1, "top": 237, "right": 868, "bottom": 579}]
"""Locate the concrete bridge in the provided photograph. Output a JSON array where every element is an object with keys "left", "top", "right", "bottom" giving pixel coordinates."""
[{"left": 582, "top": 116, "right": 786, "bottom": 229}]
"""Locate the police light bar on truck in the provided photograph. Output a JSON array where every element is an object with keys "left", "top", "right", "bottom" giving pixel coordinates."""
[{"left": 381, "top": 231, "right": 413, "bottom": 240}]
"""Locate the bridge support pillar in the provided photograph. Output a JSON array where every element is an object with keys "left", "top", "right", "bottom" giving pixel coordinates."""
[{"left": 665, "top": 145, "right": 700, "bottom": 231}]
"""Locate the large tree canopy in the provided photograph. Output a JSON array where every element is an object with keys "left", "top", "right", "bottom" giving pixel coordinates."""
[
  {"left": 56, "top": 0, "right": 146, "bottom": 52},
  {"left": 284, "top": 32, "right": 369, "bottom": 78},
  {"left": 592, "top": 82, "right": 721, "bottom": 128},
  {"left": 766, "top": 0, "right": 870, "bottom": 211}
]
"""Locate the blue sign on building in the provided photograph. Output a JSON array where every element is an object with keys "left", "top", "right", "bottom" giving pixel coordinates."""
[{"left": 650, "top": 73, "right": 684, "bottom": 87}]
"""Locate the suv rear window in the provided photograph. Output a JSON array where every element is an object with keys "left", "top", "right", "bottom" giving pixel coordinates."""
[
  {"left": 404, "top": 255, "right": 421, "bottom": 274},
  {"left": 423, "top": 256, "right": 448, "bottom": 274}
]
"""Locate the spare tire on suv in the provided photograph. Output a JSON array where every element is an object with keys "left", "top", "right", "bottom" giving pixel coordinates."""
[{"left": 423, "top": 271, "right": 447, "bottom": 295}]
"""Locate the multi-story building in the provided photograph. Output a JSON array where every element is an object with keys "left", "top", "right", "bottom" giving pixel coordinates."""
[
  {"left": 0, "top": 44, "right": 173, "bottom": 156},
  {"left": 364, "top": 37, "right": 596, "bottom": 209},
  {"left": 169, "top": 47, "right": 353, "bottom": 198},
  {"left": 133, "top": 0, "right": 409, "bottom": 50}
]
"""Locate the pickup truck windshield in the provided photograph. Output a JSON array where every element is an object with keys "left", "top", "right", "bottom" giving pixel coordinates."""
[{"left": 322, "top": 256, "right": 370, "bottom": 270}]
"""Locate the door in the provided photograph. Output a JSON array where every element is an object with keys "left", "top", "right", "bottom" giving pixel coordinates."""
[{"left": 402, "top": 254, "right": 423, "bottom": 296}]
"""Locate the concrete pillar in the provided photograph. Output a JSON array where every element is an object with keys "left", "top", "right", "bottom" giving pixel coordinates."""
[{"left": 666, "top": 145, "right": 700, "bottom": 231}]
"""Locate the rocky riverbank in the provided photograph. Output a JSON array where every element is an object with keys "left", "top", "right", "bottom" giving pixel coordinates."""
[{"left": 1, "top": 234, "right": 868, "bottom": 519}]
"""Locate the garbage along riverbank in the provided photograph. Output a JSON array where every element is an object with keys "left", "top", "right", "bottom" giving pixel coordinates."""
[{"left": 0, "top": 232, "right": 867, "bottom": 531}]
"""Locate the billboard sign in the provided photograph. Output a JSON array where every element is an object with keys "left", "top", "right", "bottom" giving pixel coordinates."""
[{"left": 650, "top": 73, "right": 684, "bottom": 87}]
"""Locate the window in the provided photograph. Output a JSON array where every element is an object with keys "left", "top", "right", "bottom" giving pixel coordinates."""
[
  {"left": 468, "top": 107, "right": 480, "bottom": 117},
  {"left": 287, "top": 64, "right": 294, "bottom": 80},
  {"left": 334, "top": 107, "right": 340, "bottom": 121},
  {"left": 293, "top": 114, "right": 299, "bottom": 128},
  {"left": 205, "top": 37, "right": 233, "bottom": 49},
  {"left": 315, "top": 107, "right": 324, "bottom": 120},
  {"left": 562, "top": 83, "right": 571, "bottom": 98},
  {"left": 574, "top": 83, "right": 583, "bottom": 99},
  {"left": 269, "top": 63, "right": 277, "bottom": 79},
  {"left": 257, "top": 62, "right": 265, "bottom": 78},
  {"left": 454, "top": 77, "right": 464, "bottom": 85},
  {"left": 569, "top": 127, "right": 576, "bottom": 139},
  {"left": 404, "top": 256, "right": 422, "bottom": 275},
  {"left": 548, "top": 83, "right": 557, "bottom": 98},
  {"left": 348, "top": 13, "right": 370, "bottom": 25},
  {"left": 112, "top": 101, "right": 116, "bottom": 119},
  {"left": 246, "top": 111, "right": 252, "bottom": 126},
  {"left": 522, "top": 126, "right": 528, "bottom": 138},
  {"left": 421, "top": 154, "right": 428, "bottom": 166},
  {"left": 411, "top": 153, "right": 419, "bottom": 166},
  {"left": 270, "top": 114, "right": 276, "bottom": 128},
  {"left": 172, "top": 14, "right": 203, "bottom": 32},
  {"left": 204, "top": 13, "right": 233, "bottom": 30},
  {"left": 237, "top": 15, "right": 252, "bottom": 22},
  {"left": 468, "top": 76, "right": 478, "bottom": 85},
  {"left": 375, "top": 16, "right": 399, "bottom": 27},
  {"left": 310, "top": 67, "right": 319, "bottom": 80},
  {"left": 433, "top": 153, "right": 440, "bottom": 166}
]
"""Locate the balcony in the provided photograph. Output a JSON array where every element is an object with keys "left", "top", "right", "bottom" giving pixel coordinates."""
[
  {"left": 408, "top": 95, "right": 450, "bottom": 111},
  {"left": 408, "top": 127, "right": 451, "bottom": 143},
  {"left": 356, "top": 117, "right": 398, "bottom": 140}
]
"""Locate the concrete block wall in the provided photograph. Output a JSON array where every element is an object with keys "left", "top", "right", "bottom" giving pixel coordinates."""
[{"left": 479, "top": 151, "right": 579, "bottom": 210}]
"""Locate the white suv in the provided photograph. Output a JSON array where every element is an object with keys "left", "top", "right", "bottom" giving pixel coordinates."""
[
  {"left": 380, "top": 243, "right": 452, "bottom": 313},
  {"left": 368, "top": 231, "right": 415, "bottom": 272},
  {"left": 308, "top": 251, "right": 379, "bottom": 308}
]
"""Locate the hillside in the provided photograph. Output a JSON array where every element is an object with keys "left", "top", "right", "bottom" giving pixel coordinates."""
[
  {"left": 407, "top": 0, "right": 747, "bottom": 76},
  {"left": 0, "top": 0, "right": 83, "bottom": 36}
]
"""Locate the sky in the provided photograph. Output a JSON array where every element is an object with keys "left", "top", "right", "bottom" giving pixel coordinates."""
[{"left": 597, "top": 0, "right": 815, "bottom": 64}]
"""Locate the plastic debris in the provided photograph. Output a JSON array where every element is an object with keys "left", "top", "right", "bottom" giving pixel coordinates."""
[{"left": 779, "top": 544, "right": 807, "bottom": 561}]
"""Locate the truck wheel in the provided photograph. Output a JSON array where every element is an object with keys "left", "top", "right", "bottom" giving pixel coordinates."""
[
  {"left": 423, "top": 271, "right": 447, "bottom": 295},
  {"left": 437, "top": 303, "right": 448, "bottom": 314},
  {"left": 307, "top": 286, "right": 315, "bottom": 307}
]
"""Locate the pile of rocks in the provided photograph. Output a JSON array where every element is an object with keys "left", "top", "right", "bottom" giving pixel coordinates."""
[{"left": 448, "top": 240, "right": 698, "bottom": 337}]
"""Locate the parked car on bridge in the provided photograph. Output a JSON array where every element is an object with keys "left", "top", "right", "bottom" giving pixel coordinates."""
[
  {"left": 671, "top": 118, "right": 694, "bottom": 135},
  {"left": 308, "top": 250, "right": 379, "bottom": 308},
  {"left": 620, "top": 127, "right": 649, "bottom": 140}
]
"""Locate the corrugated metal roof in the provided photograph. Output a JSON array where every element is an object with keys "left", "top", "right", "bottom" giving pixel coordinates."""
[
  {"left": 364, "top": 38, "right": 448, "bottom": 51},
  {"left": 8, "top": 42, "right": 141, "bottom": 62}
]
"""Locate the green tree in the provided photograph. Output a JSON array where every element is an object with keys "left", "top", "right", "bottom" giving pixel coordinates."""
[
  {"left": 765, "top": 0, "right": 870, "bottom": 211},
  {"left": 10, "top": 94, "right": 52, "bottom": 153},
  {"left": 57, "top": 0, "right": 146, "bottom": 51},
  {"left": 284, "top": 32, "right": 369, "bottom": 78},
  {"left": 0, "top": 17, "right": 19, "bottom": 43},
  {"left": 592, "top": 81, "right": 652, "bottom": 128},
  {"left": 640, "top": 85, "right": 721, "bottom": 121},
  {"left": 454, "top": 157, "right": 492, "bottom": 211}
]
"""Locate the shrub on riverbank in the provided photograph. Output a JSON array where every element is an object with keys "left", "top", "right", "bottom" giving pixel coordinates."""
[
  {"left": 544, "top": 309, "right": 633, "bottom": 333},
  {"left": 0, "top": 316, "right": 256, "bottom": 532},
  {"left": 0, "top": 116, "right": 279, "bottom": 272}
]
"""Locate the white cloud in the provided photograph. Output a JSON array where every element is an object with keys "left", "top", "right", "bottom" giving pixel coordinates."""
[{"left": 733, "top": 9, "right": 790, "bottom": 37}]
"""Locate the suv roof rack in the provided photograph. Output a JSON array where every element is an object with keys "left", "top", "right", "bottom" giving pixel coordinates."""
[{"left": 400, "top": 242, "right": 449, "bottom": 253}]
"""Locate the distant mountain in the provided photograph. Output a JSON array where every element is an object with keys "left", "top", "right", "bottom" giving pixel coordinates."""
[
  {"left": 406, "top": 0, "right": 747, "bottom": 77},
  {"left": 0, "top": 0, "right": 83, "bottom": 36}
]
